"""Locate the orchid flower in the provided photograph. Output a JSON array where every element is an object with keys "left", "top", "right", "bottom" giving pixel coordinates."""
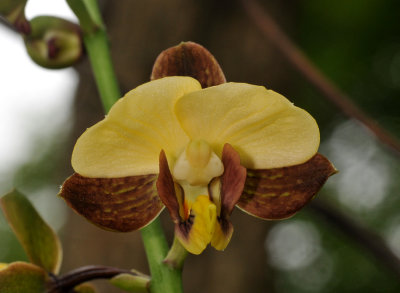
[{"left": 60, "top": 74, "right": 335, "bottom": 255}]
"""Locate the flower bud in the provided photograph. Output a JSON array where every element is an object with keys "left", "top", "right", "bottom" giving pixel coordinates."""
[
  {"left": 24, "top": 16, "right": 83, "bottom": 69},
  {"left": 0, "top": 0, "right": 30, "bottom": 34}
]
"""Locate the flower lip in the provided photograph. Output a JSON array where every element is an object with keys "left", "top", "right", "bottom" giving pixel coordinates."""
[{"left": 158, "top": 143, "right": 247, "bottom": 254}]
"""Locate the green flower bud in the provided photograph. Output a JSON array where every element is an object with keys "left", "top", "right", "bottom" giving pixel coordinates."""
[
  {"left": 24, "top": 16, "right": 83, "bottom": 69},
  {"left": 0, "top": 0, "right": 30, "bottom": 34}
]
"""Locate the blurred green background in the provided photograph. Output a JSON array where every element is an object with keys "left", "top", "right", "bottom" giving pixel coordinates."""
[{"left": 1, "top": 0, "right": 400, "bottom": 292}]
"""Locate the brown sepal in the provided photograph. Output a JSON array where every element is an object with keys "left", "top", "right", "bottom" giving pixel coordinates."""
[
  {"left": 237, "top": 153, "right": 337, "bottom": 219},
  {"left": 151, "top": 41, "right": 226, "bottom": 88},
  {"left": 208, "top": 144, "right": 246, "bottom": 240},
  {"left": 156, "top": 150, "right": 181, "bottom": 223},
  {"left": 157, "top": 150, "right": 194, "bottom": 240},
  {"left": 59, "top": 173, "right": 163, "bottom": 232},
  {"left": 220, "top": 144, "right": 247, "bottom": 218}
]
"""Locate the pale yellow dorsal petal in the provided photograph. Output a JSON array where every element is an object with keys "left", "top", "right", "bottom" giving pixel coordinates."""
[
  {"left": 72, "top": 77, "right": 202, "bottom": 178},
  {"left": 175, "top": 82, "right": 319, "bottom": 169}
]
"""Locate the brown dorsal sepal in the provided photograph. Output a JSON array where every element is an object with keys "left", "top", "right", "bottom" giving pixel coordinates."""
[{"left": 151, "top": 41, "right": 226, "bottom": 88}]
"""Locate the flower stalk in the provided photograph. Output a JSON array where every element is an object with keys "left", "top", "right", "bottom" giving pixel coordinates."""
[
  {"left": 164, "top": 237, "right": 188, "bottom": 270},
  {"left": 141, "top": 221, "right": 184, "bottom": 293},
  {"left": 0, "top": 0, "right": 30, "bottom": 34},
  {"left": 67, "top": 0, "right": 120, "bottom": 112},
  {"left": 67, "top": 0, "right": 184, "bottom": 292}
]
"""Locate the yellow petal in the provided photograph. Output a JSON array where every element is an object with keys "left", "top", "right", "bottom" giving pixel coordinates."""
[
  {"left": 72, "top": 77, "right": 201, "bottom": 177},
  {"left": 175, "top": 195, "right": 217, "bottom": 255},
  {"left": 211, "top": 219, "right": 233, "bottom": 251},
  {"left": 175, "top": 83, "right": 319, "bottom": 169}
]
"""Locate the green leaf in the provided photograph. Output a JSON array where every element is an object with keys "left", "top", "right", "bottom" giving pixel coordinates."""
[
  {"left": 0, "top": 190, "right": 62, "bottom": 274},
  {"left": 74, "top": 283, "right": 98, "bottom": 293},
  {"left": 0, "top": 261, "right": 48, "bottom": 293},
  {"left": 110, "top": 272, "right": 150, "bottom": 293}
]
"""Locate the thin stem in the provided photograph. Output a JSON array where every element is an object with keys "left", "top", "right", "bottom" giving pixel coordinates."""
[
  {"left": 0, "top": 15, "right": 19, "bottom": 33},
  {"left": 141, "top": 221, "right": 184, "bottom": 293},
  {"left": 309, "top": 198, "right": 400, "bottom": 280},
  {"left": 240, "top": 0, "right": 400, "bottom": 155},
  {"left": 68, "top": 1, "right": 184, "bottom": 292},
  {"left": 83, "top": 31, "right": 121, "bottom": 111},
  {"left": 67, "top": 0, "right": 120, "bottom": 112},
  {"left": 66, "top": 0, "right": 101, "bottom": 34}
]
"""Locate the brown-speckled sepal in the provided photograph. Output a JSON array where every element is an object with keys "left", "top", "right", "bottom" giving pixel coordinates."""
[
  {"left": 151, "top": 41, "right": 226, "bottom": 88},
  {"left": 59, "top": 173, "right": 163, "bottom": 232},
  {"left": 237, "top": 154, "right": 337, "bottom": 220}
]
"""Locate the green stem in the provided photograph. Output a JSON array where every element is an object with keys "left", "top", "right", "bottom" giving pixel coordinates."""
[
  {"left": 67, "top": 0, "right": 184, "bottom": 292},
  {"left": 141, "top": 221, "right": 184, "bottom": 293},
  {"left": 67, "top": 0, "right": 119, "bottom": 112},
  {"left": 83, "top": 30, "right": 120, "bottom": 111}
]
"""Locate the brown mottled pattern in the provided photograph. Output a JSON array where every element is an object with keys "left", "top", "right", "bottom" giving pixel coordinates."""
[
  {"left": 237, "top": 153, "right": 337, "bottom": 220},
  {"left": 150, "top": 41, "right": 226, "bottom": 88},
  {"left": 59, "top": 173, "right": 163, "bottom": 232}
]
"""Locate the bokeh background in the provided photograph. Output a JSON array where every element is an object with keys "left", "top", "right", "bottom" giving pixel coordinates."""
[{"left": 1, "top": 0, "right": 400, "bottom": 292}]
